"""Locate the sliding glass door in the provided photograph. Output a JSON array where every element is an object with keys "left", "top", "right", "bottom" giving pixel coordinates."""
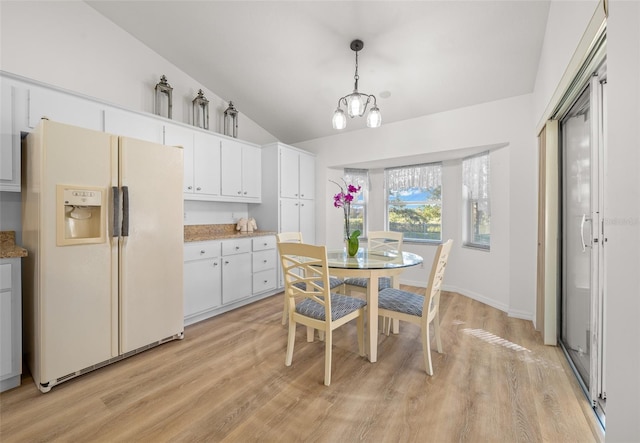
[{"left": 560, "top": 64, "right": 606, "bottom": 418}]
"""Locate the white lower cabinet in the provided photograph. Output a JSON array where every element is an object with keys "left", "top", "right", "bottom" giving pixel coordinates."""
[
  {"left": 183, "top": 242, "right": 222, "bottom": 323},
  {"left": 222, "top": 238, "right": 252, "bottom": 304},
  {"left": 183, "top": 235, "right": 278, "bottom": 326},
  {"left": 0, "top": 259, "right": 22, "bottom": 392}
]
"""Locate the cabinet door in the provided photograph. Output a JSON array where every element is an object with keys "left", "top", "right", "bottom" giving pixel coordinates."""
[
  {"left": 184, "top": 258, "right": 221, "bottom": 317},
  {"left": 220, "top": 140, "right": 243, "bottom": 197},
  {"left": 0, "top": 83, "right": 19, "bottom": 191},
  {"left": 242, "top": 145, "right": 261, "bottom": 199},
  {"left": 104, "top": 108, "right": 164, "bottom": 144},
  {"left": 253, "top": 269, "right": 277, "bottom": 294},
  {"left": 28, "top": 87, "right": 104, "bottom": 132},
  {"left": 193, "top": 132, "right": 221, "bottom": 196},
  {"left": 299, "top": 199, "right": 316, "bottom": 245},
  {"left": 280, "top": 198, "right": 300, "bottom": 233},
  {"left": 298, "top": 152, "right": 315, "bottom": 200},
  {"left": 222, "top": 253, "right": 252, "bottom": 304},
  {"left": 279, "top": 148, "right": 300, "bottom": 198},
  {"left": 164, "top": 124, "right": 195, "bottom": 194}
]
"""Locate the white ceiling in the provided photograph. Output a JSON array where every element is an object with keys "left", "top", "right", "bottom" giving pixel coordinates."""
[{"left": 86, "top": 1, "right": 550, "bottom": 145}]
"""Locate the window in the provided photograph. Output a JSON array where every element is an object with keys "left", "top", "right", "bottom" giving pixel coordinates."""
[
  {"left": 385, "top": 163, "right": 442, "bottom": 242},
  {"left": 462, "top": 152, "right": 490, "bottom": 248},
  {"left": 344, "top": 168, "right": 368, "bottom": 236}
]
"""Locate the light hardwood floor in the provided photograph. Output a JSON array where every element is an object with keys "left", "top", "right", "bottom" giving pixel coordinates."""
[{"left": 0, "top": 289, "right": 603, "bottom": 442}]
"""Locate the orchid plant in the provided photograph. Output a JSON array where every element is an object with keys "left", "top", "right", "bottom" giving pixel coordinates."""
[{"left": 331, "top": 179, "right": 362, "bottom": 255}]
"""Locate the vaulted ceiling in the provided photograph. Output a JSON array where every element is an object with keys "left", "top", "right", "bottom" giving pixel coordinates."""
[{"left": 87, "top": 1, "right": 550, "bottom": 145}]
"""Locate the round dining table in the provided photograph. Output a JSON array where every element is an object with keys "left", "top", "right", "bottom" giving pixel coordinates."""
[{"left": 326, "top": 248, "right": 423, "bottom": 362}]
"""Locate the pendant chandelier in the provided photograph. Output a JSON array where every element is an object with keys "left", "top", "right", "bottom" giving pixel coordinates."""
[{"left": 332, "top": 39, "right": 381, "bottom": 130}]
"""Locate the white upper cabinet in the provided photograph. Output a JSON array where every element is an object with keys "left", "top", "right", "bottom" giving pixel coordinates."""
[
  {"left": 0, "top": 83, "right": 19, "bottom": 191},
  {"left": 298, "top": 151, "right": 315, "bottom": 200},
  {"left": 28, "top": 86, "right": 104, "bottom": 132},
  {"left": 279, "top": 147, "right": 314, "bottom": 200},
  {"left": 104, "top": 108, "right": 164, "bottom": 144},
  {"left": 220, "top": 139, "right": 261, "bottom": 202},
  {"left": 165, "top": 124, "right": 221, "bottom": 199},
  {"left": 193, "top": 132, "right": 222, "bottom": 198}
]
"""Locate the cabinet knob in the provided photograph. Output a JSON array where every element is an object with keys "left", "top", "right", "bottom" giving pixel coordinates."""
[
  {"left": 264, "top": 280, "right": 268, "bottom": 283},
  {"left": 200, "top": 250, "right": 206, "bottom": 254},
  {"left": 225, "top": 260, "right": 230, "bottom": 265},
  {"left": 196, "top": 187, "right": 202, "bottom": 191},
  {"left": 295, "top": 203, "right": 299, "bottom": 206},
  {"left": 300, "top": 194, "right": 304, "bottom": 197},
  {"left": 263, "top": 259, "right": 267, "bottom": 263},
  {"left": 235, "top": 246, "right": 240, "bottom": 250},
  {"left": 243, "top": 191, "right": 247, "bottom": 195},
  {"left": 213, "top": 262, "right": 218, "bottom": 267},
  {"left": 188, "top": 186, "right": 193, "bottom": 190},
  {"left": 301, "top": 203, "right": 304, "bottom": 207},
  {"left": 295, "top": 193, "right": 298, "bottom": 197},
  {"left": 263, "top": 242, "right": 268, "bottom": 246},
  {"left": 237, "top": 191, "right": 242, "bottom": 195}
]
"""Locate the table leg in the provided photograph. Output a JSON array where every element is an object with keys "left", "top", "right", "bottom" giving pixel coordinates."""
[
  {"left": 366, "top": 275, "right": 379, "bottom": 363},
  {"left": 391, "top": 275, "right": 400, "bottom": 334}
]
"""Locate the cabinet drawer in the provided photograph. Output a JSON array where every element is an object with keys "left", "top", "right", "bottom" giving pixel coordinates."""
[
  {"left": 252, "top": 236, "right": 276, "bottom": 251},
  {"left": 0, "top": 264, "right": 11, "bottom": 291},
  {"left": 253, "top": 269, "right": 277, "bottom": 294},
  {"left": 184, "top": 241, "right": 221, "bottom": 262},
  {"left": 222, "top": 238, "right": 251, "bottom": 256},
  {"left": 253, "top": 249, "right": 276, "bottom": 273}
]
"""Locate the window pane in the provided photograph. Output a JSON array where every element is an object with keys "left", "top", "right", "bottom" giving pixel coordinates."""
[
  {"left": 386, "top": 164, "right": 442, "bottom": 241},
  {"left": 463, "top": 153, "right": 490, "bottom": 247},
  {"left": 344, "top": 169, "right": 368, "bottom": 236}
]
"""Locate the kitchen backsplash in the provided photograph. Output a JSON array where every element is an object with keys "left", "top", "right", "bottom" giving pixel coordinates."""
[{"left": 183, "top": 200, "right": 249, "bottom": 225}]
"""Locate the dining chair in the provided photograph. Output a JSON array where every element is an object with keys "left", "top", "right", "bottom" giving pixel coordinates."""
[
  {"left": 343, "top": 231, "right": 404, "bottom": 295},
  {"left": 278, "top": 242, "right": 366, "bottom": 386},
  {"left": 377, "top": 239, "right": 453, "bottom": 375},
  {"left": 276, "top": 232, "right": 346, "bottom": 325}
]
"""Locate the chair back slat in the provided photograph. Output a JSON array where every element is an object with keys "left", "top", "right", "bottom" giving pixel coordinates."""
[
  {"left": 424, "top": 239, "right": 453, "bottom": 322},
  {"left": 368, "top": 231, "right": 404, "bottom": 253},
  {"left": 277, "top": 231, "right": 304, "bottom": 244}
]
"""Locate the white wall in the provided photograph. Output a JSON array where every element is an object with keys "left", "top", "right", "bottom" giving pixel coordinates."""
[
  {"left": 0, "top": 1, "right": 277, "bottom": 146},
  {"left": 603, "top": 1, "right": 640, "bottom": 440},
  {"left": 297, "top": 94, "right": 536, "bottom": 319}
]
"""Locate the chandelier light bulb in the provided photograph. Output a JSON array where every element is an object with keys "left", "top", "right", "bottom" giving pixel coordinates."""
[
  {"left": 332, "top": 108, "right": 347, "bottom": 130},
  {"left": 347, "top": 93, "right": 366, "bottom": 118},
  {"left": 367, "top": 105, "right": 382, "bottom": 128}
]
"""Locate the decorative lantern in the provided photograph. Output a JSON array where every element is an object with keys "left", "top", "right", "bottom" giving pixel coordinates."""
[
  {"left": 223, "top": 101, "right": 238, "bottom": 138},
  {"left": 154, "top": 75, "right": 173, "bottom": 119},
  {"left": 192, "top": 89, "right": 209, "bottom": 130}
]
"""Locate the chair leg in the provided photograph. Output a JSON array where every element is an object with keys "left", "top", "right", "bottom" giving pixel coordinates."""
[
  {"left": 357, "top": 314, "right": 365, "bottom": 357},
  {"left": 307, "top": 326, "right": 315, "bottom": 342},
  {"left": 285, "top": 320, "right": 296, "bottom": 366},
  {"left": 324, "top": 329, "right": 333, "bottom": 386},
  {"left": 434, "top": 311, "right": 443, "bottom": 353},
  {"left": 422, "top": 322, "right": 434, "bottom": 376},
  {"left": 281, "top": 294, "right": 288, "bottom": 326}
]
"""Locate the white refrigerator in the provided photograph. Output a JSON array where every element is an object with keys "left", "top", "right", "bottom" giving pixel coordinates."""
[{"left": 22, "top": 119, "right": 184, "bottom": 393}]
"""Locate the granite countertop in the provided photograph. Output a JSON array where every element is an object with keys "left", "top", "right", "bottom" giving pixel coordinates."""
[
  {"left": 184, "top": 224, "right": 277, "bottom": 242},
  {"left": 0, "top": 231, "right": 28, "bottom": 258}
]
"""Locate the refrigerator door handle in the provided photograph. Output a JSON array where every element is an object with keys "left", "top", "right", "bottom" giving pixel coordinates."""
[
  {"left": 122, "top": 186, "right": 130, "bottom": 237},
  {"left": 112, "top": 186, "right": 120, "bottom": 237}
]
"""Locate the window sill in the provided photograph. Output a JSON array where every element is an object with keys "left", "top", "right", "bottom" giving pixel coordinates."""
[
  {"left": 462, "top": 243, "right": 490, "bottom": 252},
  {"left": 404, "top": 239, "right": 442, "bottom": 246}
]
